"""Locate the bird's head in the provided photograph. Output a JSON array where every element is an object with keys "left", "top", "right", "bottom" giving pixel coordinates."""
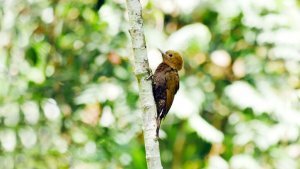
[{"left": 159, "top": 50, "right": 183, "bottom": 70}]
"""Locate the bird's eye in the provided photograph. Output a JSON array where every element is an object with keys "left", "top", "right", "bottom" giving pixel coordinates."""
[{"left": 169, "top": 54, "right": 173, "bottom": 57}]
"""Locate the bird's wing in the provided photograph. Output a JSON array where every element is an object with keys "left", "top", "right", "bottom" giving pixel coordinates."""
[
  {"left": 152, "top": 69, "right": 167, "bottom": 117},
  {"left": 165, "top": 70, "right": 179, "bottom": 114}
]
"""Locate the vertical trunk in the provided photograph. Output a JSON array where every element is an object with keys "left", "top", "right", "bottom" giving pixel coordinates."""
[{"left": 125, "top": 0, "right": 163, "bottom": 169}]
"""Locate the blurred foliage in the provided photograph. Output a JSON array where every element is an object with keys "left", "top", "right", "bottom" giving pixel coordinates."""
[{"left": 0, "top": 0, "right": 300, "bottom": 169}]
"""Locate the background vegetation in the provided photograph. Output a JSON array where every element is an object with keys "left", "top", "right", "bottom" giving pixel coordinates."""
[{"left": 0, "top": 0, "right": 300, "bottom": 168}]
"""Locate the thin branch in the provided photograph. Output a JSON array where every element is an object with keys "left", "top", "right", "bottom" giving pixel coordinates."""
[{"left": 125, "top": 0, "right": 163, "bottom": 169}]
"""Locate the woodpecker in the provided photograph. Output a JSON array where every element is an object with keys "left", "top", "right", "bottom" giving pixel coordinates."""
[{"left": 152, "top": 50, "right": 183, "bottom": 137}]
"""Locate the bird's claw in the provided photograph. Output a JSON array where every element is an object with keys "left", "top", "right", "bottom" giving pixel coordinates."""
[
  {"left": 146, "top": 74, "right": 153, "bottom": 80},
  {"left": 146, "top": 68, "right": 153, "bottom": 80}
]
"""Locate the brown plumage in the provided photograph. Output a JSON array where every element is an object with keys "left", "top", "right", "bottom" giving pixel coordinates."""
[{"left": 152, "top": 50, "right": 183, "bottom": 137}]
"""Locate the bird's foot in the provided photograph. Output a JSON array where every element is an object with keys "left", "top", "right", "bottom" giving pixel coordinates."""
[{"left": 146, "top": 68, "right": 153, "bottom": 80}]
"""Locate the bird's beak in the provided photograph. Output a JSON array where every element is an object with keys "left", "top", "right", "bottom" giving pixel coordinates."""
[{"left": 158, "top": 49, "right": 166, "bottom": 58}]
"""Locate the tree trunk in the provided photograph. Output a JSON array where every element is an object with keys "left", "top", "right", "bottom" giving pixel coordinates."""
[{"left": 125, "top": 0, "right": 163, "bottom": 169}]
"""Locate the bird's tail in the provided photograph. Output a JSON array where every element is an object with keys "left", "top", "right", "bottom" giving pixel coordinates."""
[
  {"left": 156, "top": 117, "right": 161, "bottom": 138},
  {"left": 156, "top": 109, "right": 164, "bottom": 138}
]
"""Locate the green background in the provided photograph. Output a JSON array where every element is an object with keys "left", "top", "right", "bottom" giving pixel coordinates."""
[{"left": 0, "top": 0, "right": 300, "bottom": 168}]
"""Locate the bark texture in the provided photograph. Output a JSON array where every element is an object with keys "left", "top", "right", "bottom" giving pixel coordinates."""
[{"left": 125, "top": 0, "right": 163, "bottom": 168}]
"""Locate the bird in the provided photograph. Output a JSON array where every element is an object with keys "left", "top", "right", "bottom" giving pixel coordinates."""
[{"left": 152, "top": 49, "right": 183, "bottom": 138}]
